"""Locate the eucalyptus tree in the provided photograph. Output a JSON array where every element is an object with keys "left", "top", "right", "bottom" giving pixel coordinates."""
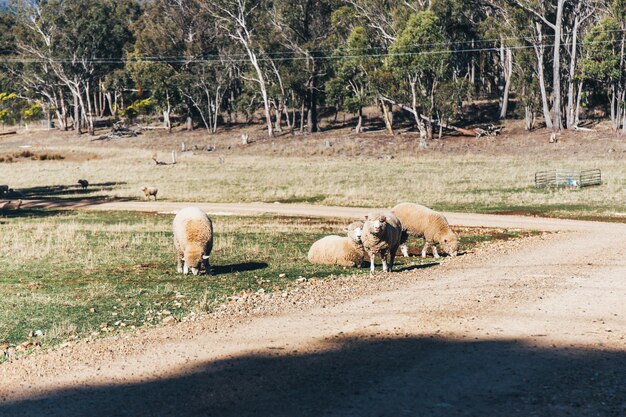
[
  {"left": 271, "top": 0, "right": 339, "bottom": 133},
  {"left": 11, "top": 0, "right": 140, "bottom": 134},
  {"left": 387, "top": 10, "right": 452, "bottom": 142},
  {"left": 327, "top": 26, "right": 378, "bottom": 133}
]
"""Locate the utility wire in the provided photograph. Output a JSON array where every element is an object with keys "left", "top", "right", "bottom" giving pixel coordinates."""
[{"left": 1, "top": 38, "right": 623, "bottom": 65}]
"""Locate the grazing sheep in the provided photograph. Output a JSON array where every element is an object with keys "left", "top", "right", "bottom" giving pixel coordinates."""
[
  {"left": 173, "top": 207, "right": 213, "bottom": 275},
  {"left": 2, "top": 199, "right": 22, "bottom": 211},
  {"left": 361, "top": 212, "right": 403, "bottom": 273},
  {"left": 140, "top": 186, "right": 158, "bottom": 200},
  {"left": 391, "top": 202, "right": 459, "bottom": 258},
  {"left": 77, "top": 179, "right": 89, "bottom": 190},
  {"left": 307, "top": 221, "right": 365, "bottom": 267}
]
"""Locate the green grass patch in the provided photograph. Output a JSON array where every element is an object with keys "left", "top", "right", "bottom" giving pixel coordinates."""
[{"left": 0, "top": 210, "right": 537, "bottom": 357}]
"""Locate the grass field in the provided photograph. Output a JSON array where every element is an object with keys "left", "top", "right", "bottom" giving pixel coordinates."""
[
  {"left": 1, "top": 144, "right": 625, "bottom": 219},
  {"left": 0, "top": 210, "right": 533, "bottom": 357}
]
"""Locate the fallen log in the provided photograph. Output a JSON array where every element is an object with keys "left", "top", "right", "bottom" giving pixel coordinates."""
[{"left": 0, "top": 131, "right": 17, "bottom": 136}]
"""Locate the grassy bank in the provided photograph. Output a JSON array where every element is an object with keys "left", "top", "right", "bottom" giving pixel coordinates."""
[
  {"left": 0, "top": 210, "right": 533, "bottom": 356},
  {"left": 1, "top": 148, "right": 624, "bottom": 219}
]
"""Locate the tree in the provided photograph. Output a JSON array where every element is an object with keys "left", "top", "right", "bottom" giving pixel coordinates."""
[
  {"left": 271, "top": 0, "right": 339, "bottom": 133},
  {"left": 387, "top": 11, "right": 451, "bottom": 142},
  {"left": 328, "top": 26, "right": 377, "bottom": 132},
  {"left": 582, "top": 15, "right": 626, "bottom": 132}
]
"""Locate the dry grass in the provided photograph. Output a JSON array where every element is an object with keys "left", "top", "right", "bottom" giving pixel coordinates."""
[
  {"left": 0, "top": 210, "right": 532, "bottom": 354},
  {"left": 0, "top": 126, "right": 625, "bottom": 218}
]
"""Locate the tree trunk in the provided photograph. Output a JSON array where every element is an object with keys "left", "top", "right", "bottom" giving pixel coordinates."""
[
  {"left": 410, "top": 80, "right": 428, "bottom": 142},
  {"left": 566, "top": 12, "right": 581, "bottom": 129},
  {"left": 85, "top": 82, "right": 95, "bottom": 136},
  {"left": 164, "top": 92, "right": 172, "bottom": 133},
  {"left": 534, "top": 22, "right": 553, "bottom": 129},
  {"left": 59, "top": 88, "right": 68, "bottom": 131},
  {"left": 300, "top": 101, "right": 305, "bottom": 133},
  {"left": 551, "top": 0, "right": 565, "bottom": 131},
  {"left": 574, "top": 80, "right": 584, "bottom": 127},
  {"left": 355, "top": 107, "right": 363, "bottom": 133},
  {"left": 73, "top": 90, "right": 81, "bottom": 135},
  {"left": 307, "top": 75, "right": 318, "bottom": 133},
  {"left": 380, "top": 97, "right": 394, "bottom": 136},
  {"left": 499, "top": 45, "right": 513, "bottom": 120}
]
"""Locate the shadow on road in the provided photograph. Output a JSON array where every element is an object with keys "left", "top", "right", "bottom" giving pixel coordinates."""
[
  {"left": 1, "top": 182, "right": 136, "bottom": 215},
  {"left": 1, "top": 336, "right": 623, "bottom": 417},
  {"left": 212, "top": 262, "right": 269, "bottom": 275}
]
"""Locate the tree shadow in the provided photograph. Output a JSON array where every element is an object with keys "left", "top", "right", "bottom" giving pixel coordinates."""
[
  {"left": 212, "top": 262, "right": 269, "bottom": 275},
  {"left": 13, "top": 182, "right": 128, "bottom": 199},
  {"left": 1, "top": 336, "right": 623, "bottom": 417},
  {"left": 393, "top": 261, "right": 439, "bottom": 273}
]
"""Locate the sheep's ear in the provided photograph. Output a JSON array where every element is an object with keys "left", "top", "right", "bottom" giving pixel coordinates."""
[{"left": 380, "top": 216, "right": 387, "bottom": 223}]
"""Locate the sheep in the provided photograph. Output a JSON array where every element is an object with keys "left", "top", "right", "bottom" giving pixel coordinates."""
[
  {"left": 391, "top": 202, "right": 459, "bottom": 258},
  {"left": 173, "top": 207, "right": 213, "bottom": 275},
  {"left": 77, "top": 179, "right": 89, "bottom": 190},
  {"left": 307, "top": 221, "right": 365, "bottom": 267},
  {"left": 361, "top": 212, "right": 403, "bottom": 273},
  {"left": 2, "top": 199, "right": 22, "bottom": 211},
  {"left": 0, "top": 185, "right": 8, "bottom": 196},
  {"left": 140, "top": 186, "right": 158, "bottom": 200}
]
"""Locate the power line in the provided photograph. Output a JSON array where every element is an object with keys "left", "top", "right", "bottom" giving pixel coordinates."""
[
  {"left": 1, "top": 38, "right": 623, "bottom": 65},
  {"left": 1, "top": 28, "right": 624, "bottom": 62}
]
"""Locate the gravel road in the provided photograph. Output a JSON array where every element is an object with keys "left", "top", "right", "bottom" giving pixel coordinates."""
[{"left": 1, "top": 202, "right": 624, "bottom": 417}]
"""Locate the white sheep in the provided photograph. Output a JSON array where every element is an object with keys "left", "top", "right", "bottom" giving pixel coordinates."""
[
  {"left": 141, "top": 186, "right": 158, "bottom": 200},
  {"left": 361, "top": 212, "right": 403, "bottom": 273},
  {"left": 307, "top": 221, "right": 365, "bottom": 267},
  {"left": 391, "top": 202, "right": 459, "bottom": 258},
  {"left": 173, "top": 207, "right": 214, "bottom": 275}
]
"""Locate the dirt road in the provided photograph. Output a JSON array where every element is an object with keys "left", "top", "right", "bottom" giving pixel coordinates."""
[{"left": 1, "top": 204, "right": 625, "bottom": 417}]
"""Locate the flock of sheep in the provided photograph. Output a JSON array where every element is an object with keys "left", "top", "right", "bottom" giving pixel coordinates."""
[
  {"left": 173, "top": 202, "right": 459, "bottom": 276},
  {"left": 3, "top": 178, "right": 458, "bottom": 275},
  {"left": 308, "top": 202, "right": 459, "bottom": 272}
]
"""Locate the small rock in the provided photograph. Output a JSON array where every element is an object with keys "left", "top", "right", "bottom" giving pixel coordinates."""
[
  {"left": 279, "top": 273, "right": 287, "bottom": 278},
  {"left": 5, "top": 347, "right": 15, "bottom": 359},
  {"left": 33, "top": 330, "right": 43, "bottom": 338},
  {"left": 162, "top": 316, "right": 175, "bottom": 324},
  {"left": 89, "top": 308, "right": 96, "bottom": 313}
]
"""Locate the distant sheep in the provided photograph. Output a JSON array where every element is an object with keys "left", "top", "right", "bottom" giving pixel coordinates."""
[
  {"left": 307, "top": 221, "right": 365, "bottom": 267},
  {"left": 2, "top": 199, "right": 22, "bottom": 211},
  {"left": 0, "top": 185, "right": 8, "bottom": 196},
  {"left": 361, "top": 212, "right": 403, "bottom": 273},
  {"left": 141, "top": 186, "right": 158, "bottom": 200},
  {"left": 78, "top": 179, "right": 89, "bottom": 190},
  {"left": 173, "top": 207, "right": 213, "bottom": 275},
  {"left": 391, "top": 202, "right": 459, "bottom": 258}
]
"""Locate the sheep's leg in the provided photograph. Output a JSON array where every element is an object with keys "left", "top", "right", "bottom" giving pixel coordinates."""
[
  {"left": 400, "top": 243, "right": 409, "bottom": 257},
  {"left": 381, "top": 254, "right": 388, "bottom": 273},
  {"left": 203, "top": 257, "right": 211, "bottom": 275},
  {"left": 369, "top": 253, "right": 376, "bottom": 273},
  {"left": 183, "top": 258, "right": 189, "bottom": 275},
  {"left": 176, "top": 254, "right": 183, "bottom": 274},
  {"left": 389, "top": 247, "right": 397, "bottom": 272},
  {"left": 432, "top": 245, "right": 440, "bottom": 259},
  {"left": 421, "top": 241, "right": 429, "bottom": 258}
]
